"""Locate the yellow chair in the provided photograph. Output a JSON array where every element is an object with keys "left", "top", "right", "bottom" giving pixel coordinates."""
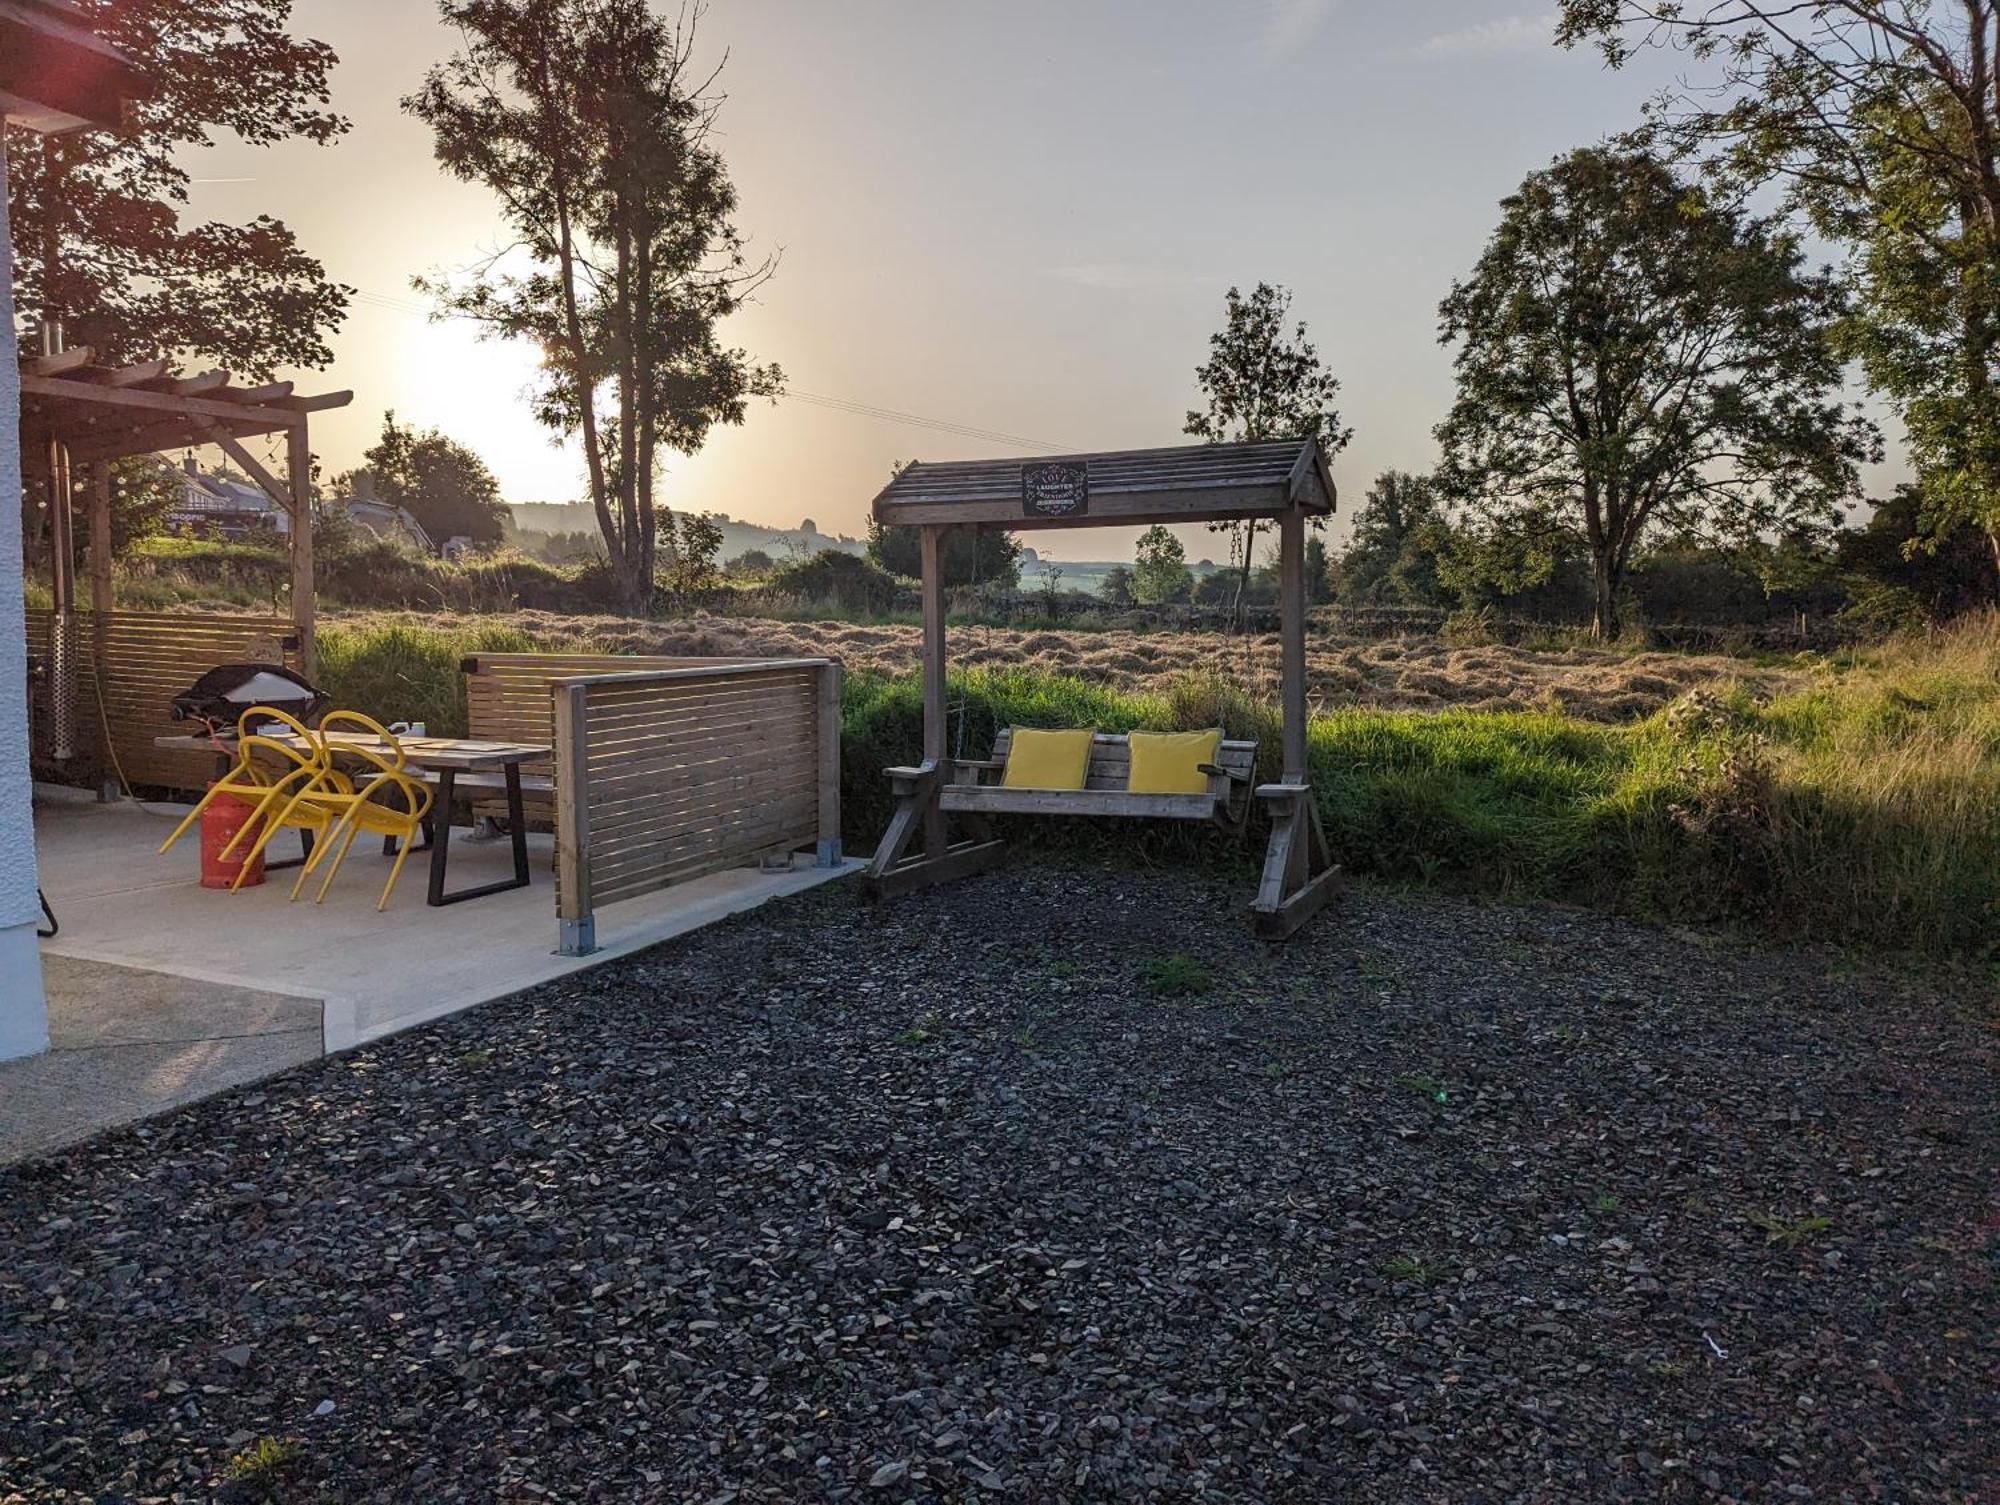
[
  {"left": 281, "top": 711, "right": 435, "bottom": 911},
  {"left": 158, "top": 706, "right": 339, "bottom": 878}
]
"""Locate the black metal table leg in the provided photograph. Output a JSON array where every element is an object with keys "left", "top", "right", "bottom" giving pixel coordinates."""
[
  {"left": 425, "top": 762, "right": 534, "bottom": 906},
  {"left": 265, "top": 827, "right": 314, "bottom": 874}
]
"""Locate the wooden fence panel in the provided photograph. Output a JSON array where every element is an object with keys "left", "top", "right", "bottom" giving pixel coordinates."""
[
  {"left": 27, "top": 608, "right": 301, "bottom": 791},
  {"left": 552, "top": 659, "right": 841, "bottom": 953}
]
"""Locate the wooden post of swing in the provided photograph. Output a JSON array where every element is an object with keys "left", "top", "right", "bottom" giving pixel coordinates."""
[
  {"left": 863, "top": 522, "right": 1007, "bottom": 897},
  {"left": 1250, "top": 503, "right": 1341, "bottom": 939},
  {"left": 920, "top": 524, "right": 949, "bottom": 859}
]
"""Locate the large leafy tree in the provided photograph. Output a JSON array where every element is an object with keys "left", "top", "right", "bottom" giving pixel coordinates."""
[
  {"left": 1183, "top": 282, "right": 1352, "bottom": 628},
  {"left": 1557, "top": 0, "right": 2000, "bottom": 583},
  {"left": 407, "top": 0, "right": 782, "bottom": 613},
  {"left": 6, "top": 0, "right": 349, "bottom": 375},
  {"left": 1437, "top": 147, "right": 1877, "bottom": 637},
  {"left": 353, "top": 412, "right": 508, "bottom": 549}
]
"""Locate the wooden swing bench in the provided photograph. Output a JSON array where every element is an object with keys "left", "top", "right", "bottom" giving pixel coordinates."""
[
  {"left": 931, "top": 728, "right": 1257, "bottom": 824},
  {"left": 861, "top": 437, "right": 1344, "bottom": 940}
]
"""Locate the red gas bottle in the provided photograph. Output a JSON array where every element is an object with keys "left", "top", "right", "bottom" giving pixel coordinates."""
[{"left": 198, "top": 791, "right": 266, "bottom": 889}]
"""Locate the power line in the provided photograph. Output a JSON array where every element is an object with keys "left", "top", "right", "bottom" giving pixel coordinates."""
[
  {"left": 344, "top": 284, "right": 1073, "bottom": 453},
  {"left": 782, "top": 391, "right": 1071, "bottom": 453}
]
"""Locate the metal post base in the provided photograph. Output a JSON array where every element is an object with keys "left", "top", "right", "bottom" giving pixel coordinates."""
[
  {"left": 559, "top": 916, "right": 596, "bottom": 957},
  {"left": 815, "top": 838, "right": 843, "bottom": 867}
]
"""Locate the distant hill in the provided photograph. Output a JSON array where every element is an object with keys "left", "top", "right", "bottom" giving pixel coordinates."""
[{"left": 507, "top": 504, "right": 864, "bottom": 563}]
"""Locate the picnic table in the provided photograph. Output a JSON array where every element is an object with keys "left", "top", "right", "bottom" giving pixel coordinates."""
[{"left": 155, "top": 731, "right": 551, "bottom": 907}]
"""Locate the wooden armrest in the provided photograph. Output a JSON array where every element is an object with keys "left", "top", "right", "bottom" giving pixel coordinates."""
[
  {"left": 1199, "top": 762, "right": 1251, "bottom": 783},
  {"left": 1254, "top": 781, "right": 1311, "bottom": 800},
  {"left": 954, "top": 758, "right": 1006, "bottom": 771},
  {"left": 884, "top": 763, "right": 935, "bottom": 780}
]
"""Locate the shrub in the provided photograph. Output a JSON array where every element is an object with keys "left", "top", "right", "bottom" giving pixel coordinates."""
[{"left": 767, "top": 550, "right": 900, "bottom": 615}]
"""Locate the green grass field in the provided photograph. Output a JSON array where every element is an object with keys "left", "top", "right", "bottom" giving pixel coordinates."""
[{"left": 316, "top": 612, "right": 2000, "bottom": 966}]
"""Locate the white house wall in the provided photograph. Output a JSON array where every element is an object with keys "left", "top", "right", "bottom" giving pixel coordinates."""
[{"left": 0, "top": 133, "right": 50, "bottom": 1060}]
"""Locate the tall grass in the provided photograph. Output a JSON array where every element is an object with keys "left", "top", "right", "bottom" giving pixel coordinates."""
[
  {"left": 316, "top": 620, "right": 587, "bottom": 736},
  {"left": 307, "top": 611, "right": 1995, "bottom": 963}
]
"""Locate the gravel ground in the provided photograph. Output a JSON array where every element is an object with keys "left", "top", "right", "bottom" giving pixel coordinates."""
[{"left": 1, "top": 865, "right": 1994, "bottom": 1503}]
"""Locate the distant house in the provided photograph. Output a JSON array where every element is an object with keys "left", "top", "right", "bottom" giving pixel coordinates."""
[
  {"left": 339, "top": 496, "right": 433, "bottom": 553},
  {"left": 166, "top": 458, "right": 290, "bottom": 538}
]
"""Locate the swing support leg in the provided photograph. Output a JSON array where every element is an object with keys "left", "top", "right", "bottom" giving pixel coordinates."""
[
  {"left": 864, "top": 762, "right": 1005, "bottom": 899},
  {"left": 1251, "top": 783, "right": 1341, "bottom": 940}
]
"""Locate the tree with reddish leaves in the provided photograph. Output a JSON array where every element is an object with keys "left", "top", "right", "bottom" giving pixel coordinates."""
[{"left": 5, "top": 0, "right": 350, "bottom": 376}]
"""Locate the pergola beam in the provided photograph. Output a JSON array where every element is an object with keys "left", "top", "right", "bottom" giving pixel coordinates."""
[
  {"left": 201, "top": 424, "right": 295, "bottom": 513},
  {"left": 92, "top": 357, "right": 169, "bottom": 388},
  {"left": 27, "top": 346, "right": 93, "bottom": 377},
  {"left": 20, "top": 373, "right": 306, "bottom": 428}
]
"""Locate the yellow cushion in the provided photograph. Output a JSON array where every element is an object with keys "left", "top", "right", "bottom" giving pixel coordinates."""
[
  {"left": 1001, "top": 727, "right": 1096, "bottom": 790},
  {"left": 1127, "top": 729, "right": 1223, "bottom": 796}
]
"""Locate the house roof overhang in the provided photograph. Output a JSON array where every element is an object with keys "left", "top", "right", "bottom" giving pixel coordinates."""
[
  {"left": 0, "top": 0, "right": 149, "bottom": 134},
  {"left": 870, "top": 437, "right": 1338, "bottom": 533}
]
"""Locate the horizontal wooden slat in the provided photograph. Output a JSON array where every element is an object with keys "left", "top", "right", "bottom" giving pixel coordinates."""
[{"left": 28, "top": 608, "right": 302, "bottom": 791}]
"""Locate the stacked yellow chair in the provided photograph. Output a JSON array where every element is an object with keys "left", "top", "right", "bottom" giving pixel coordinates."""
[
  {"left": 274, "top": 711, "right": 434, "bottom": 911},
  {"left": 157, "top": 705, "right": 348, "bottom": 880}
]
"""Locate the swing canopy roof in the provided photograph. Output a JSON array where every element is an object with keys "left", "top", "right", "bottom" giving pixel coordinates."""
[{"left": 871, "top": 437, "right": 1337, "bottom": 533}]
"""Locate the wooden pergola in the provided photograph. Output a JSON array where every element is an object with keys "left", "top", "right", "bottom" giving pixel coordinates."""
[
  {"left": 863, "top": 437, "right": 1343, "bottom": 938},
  {"left": 19, "top": 348, "right": 351, "bottom": 763}
]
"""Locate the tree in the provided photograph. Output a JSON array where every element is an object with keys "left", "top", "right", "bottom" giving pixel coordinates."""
[
  {"left": 408, "top": 1, "right": 782, "bottom": 612},
  {"left": 1099, "top": 564, "right": 1134, "bottom": 604},
  {"left": 1302, "top": 534, "right": 1333, "bottom": 605},
  {"left": 356, "top": 412, "right": 509, "bottom": 548},
  {"left": 1839, "top": 483, "right": 2000, "bottom": 623},
  {"left": 727, "top": 547, "right": 774, "bottom": 578},
  {"left": 865, "top": 518, "right": 1022, "bottom": 590},
  {"left": 656, "top": 509, "right": 724, "bottom": 597},
  {"left": 1437, "top": 147, "right": 1877, "bottom": 638},
  {"left": 6, "top": 0, "right": 348, "bottom": 375},
  {"left": 1333, "top": 471, "right": 1451, "bottom": 607},
  {"left": 1557, "top": 0, "right": 2000, "bottom": 583},
  {"left": 1131, "top": 525, "right": 1193, "bottom": 604},
  {"left": 1184, "top": 282, "right": 1352, "bottom": 627}
]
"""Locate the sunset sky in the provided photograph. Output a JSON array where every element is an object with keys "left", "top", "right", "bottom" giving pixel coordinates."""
[{"left": 183, "top": 0, "right": 1905, "bottom": 560}]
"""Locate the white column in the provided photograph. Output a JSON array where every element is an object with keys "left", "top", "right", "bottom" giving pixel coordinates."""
[{"left": 0, "top": 131, "right": 52, "bottom": 1061}]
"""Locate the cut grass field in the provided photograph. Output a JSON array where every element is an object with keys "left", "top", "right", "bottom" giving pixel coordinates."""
[
  {"left": 336, "top": 606, "right": 1803, "bottom": 721},
  {"left": 314, "top": 612, "right": 2000, "bottom": 966}
]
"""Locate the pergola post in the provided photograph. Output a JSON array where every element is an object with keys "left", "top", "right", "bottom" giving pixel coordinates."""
[
  {"left": 285, "top": 425, "right": 316, "bottom": 679},
  {"left": 88, "top": 464, "right": 116, "bottom": 799},
  {"left": 88, "top": 465, "right": 113, "bottom": 623}
]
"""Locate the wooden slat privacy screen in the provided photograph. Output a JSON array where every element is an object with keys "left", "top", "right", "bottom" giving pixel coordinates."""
[
  {"left": 552, "top": 658, "right": 842, "bottom": 954},
  {"left": 26, "top": 608, "right": 301, "bottom": 790},
  {"left": 465, "top": 652, "right": 742, "bottom": 762}
]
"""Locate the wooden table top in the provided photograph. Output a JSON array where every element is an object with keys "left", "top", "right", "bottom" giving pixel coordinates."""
[{"left": 154, "top": 731, "right": 551, "bottom": 772}]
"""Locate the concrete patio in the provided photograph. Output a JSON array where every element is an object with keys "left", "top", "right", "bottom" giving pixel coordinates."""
[{"left": 9, "top": 786, "right": 859, "bottom": 1161}]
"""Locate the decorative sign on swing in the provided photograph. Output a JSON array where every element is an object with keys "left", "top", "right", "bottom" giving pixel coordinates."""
[{"left": 1021, "top": 461, "right": 1089, "bottom": 518}]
